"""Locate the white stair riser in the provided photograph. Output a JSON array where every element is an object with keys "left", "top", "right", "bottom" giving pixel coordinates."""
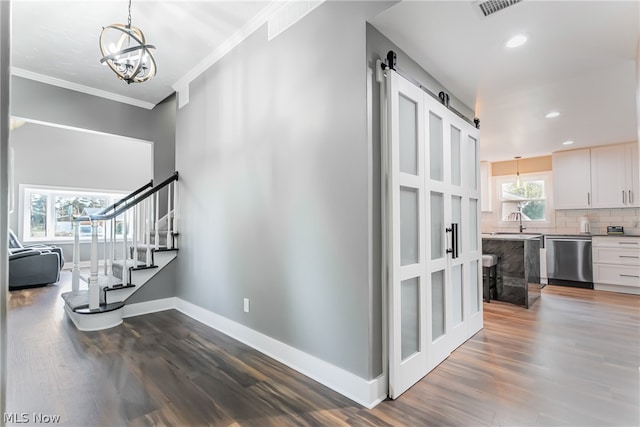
[{"left": 64, "top": 304, "right": 123, "bottom": 331}]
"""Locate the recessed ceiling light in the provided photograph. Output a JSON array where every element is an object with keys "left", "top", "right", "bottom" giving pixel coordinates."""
[
  {"left": 506, "top": 34, "right": 528, "bottom": 48},
  {"left": 562, "top": 140, "right": 574, "bottom": 146},
  {"left": 545, "top": 111, "right": 560, "bottom": 118}
]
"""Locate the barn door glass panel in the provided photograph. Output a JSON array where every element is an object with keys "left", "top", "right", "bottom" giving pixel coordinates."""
[
  {"left": 401, "top": 277, "right": 420, "bottom": 360},
  {"left": 452, "top": 264, "right": 463, "bottom": 325},
  {"left": 451, "top": 126, "right": 461, "bottom": 186},
  {"left": 467, "top": 136, "right": 478, "bottom": 190},
  {"left": 400, "top": 188, "right": 419, "bottom": 266},
  {"left": 469, "top": 199, "right": 478, "bottom": 251},
  {"left": 399, "top": 96, "right": 418, "bottom": 175},
  {"left": 470, "top": 260, "right": 480, "bottom": 313},
  {"left": 430, "top": 192, "right": 444, "bottom": 260},
  {"left": 431, "top": 270, "right": 445, "bottom": 340},
  {"left": 429, "top": 112, "right": 443, "bottom": 181}
]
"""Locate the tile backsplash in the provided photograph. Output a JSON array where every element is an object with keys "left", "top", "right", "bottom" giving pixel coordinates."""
[{"left": 482, "top": 207, "right": 640, "bottom": 235}]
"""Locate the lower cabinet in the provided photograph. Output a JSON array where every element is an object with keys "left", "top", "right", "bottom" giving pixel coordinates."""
[{"left": 593, "top": 236, "right": 640, "bottom": 295}]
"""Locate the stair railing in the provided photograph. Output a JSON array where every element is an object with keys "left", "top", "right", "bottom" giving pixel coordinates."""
[{"left": 71, "top": 172, "right": 179, "bottom": 310}]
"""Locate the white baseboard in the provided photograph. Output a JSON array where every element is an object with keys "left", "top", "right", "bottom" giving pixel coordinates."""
[
  {"left": 594, "top": 283, "right": 640, "bottom": 295},
  {"left": 174, "top": 297, "right": 387, "bottom": 408},
  {"left": 123, "top": 297, "right": 177, "bottom": 318},
  {"left": 118, "top": 296, "right": 388, "bottom": 407}
]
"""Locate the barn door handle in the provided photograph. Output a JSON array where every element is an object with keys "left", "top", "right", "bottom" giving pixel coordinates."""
[{"left": 445, "top": 223, "right": 459, "bottom": 259}]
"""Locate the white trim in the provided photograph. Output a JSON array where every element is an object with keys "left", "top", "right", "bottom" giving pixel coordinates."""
[
  {"left": 76, "top": 291, "right": 388, "bottom": 407},
  {"left": 122, "top": 297, "right": 177, "bottom": 318},
  {"left": 11, "top": 68, "right": 155, "bottom": 110},
  {"left": 172, "top": 0, "right": 286, "bottom": 109},
  {"left": 174, "top": 297, "right": 387, "bottom": 409},
  {"left": 495, "top": 171, "right": 555, "bottom": 228},
  {"left": 12, "top": 117, "right": 155, "bottom": 145},
  {"left": 20, "top": 184, "right": 130, "bottom": 244},
  {"left": 64, "top": 304, "right": 123, "bottom": 332},
  {"left": 267, "top": 0, "right": 325, "bottom": 41},
  {"left": 594, "top": 283, "right": 640, "bottom": 295}
]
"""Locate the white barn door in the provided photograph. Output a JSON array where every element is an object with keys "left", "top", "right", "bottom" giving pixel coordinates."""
[{"left": 385, "top": 69, "right": 482, "bottom": 399}]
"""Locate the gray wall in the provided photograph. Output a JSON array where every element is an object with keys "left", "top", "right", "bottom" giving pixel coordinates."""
[
  {"left": 126, "top": 259, "right": 176, "bottom": 304},
  {"left": 10, "top": 77, "right": 176, "bottom": 187},
  {"left": 10, "top": 77, "right": 177, "bottom": 304},
  {"left": 9, "top": 122, "right": 153, "bottom": 261},
  {"left": 176, "top": 1, "right": 392, "bottom": 380}
]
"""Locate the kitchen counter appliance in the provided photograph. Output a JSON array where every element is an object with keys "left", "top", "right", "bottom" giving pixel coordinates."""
[{"left": 546, "top": 235, "right": 593, "bottom": 288}]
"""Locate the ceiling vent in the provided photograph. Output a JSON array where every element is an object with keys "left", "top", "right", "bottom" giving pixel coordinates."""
[{"left": 475, "top": 0, "right": 523, "bottom": 17}]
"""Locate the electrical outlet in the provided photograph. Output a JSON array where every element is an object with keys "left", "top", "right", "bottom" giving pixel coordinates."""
[{"left": 243, "top": 298, "right": 250, "bottom": 313}]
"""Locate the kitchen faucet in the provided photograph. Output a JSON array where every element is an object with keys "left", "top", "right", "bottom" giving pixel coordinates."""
[{"left": 517, "top": 204, "right": 526, "bottom": 233}]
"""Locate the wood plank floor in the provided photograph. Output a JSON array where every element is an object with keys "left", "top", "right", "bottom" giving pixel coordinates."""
[{"left": 7, "top": 272, "right": 640, "bottom": 426}]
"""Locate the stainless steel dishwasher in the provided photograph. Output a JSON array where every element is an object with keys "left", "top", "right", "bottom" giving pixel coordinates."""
[{"left": 546, "top": 235, "right": 593, "bottom": 288}]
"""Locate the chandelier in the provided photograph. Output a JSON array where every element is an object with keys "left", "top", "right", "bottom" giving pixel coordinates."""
[{"left": 99, "top": 0, "right": 156, "bottom": 84}]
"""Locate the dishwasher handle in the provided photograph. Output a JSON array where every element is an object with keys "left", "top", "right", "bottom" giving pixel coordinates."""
[{"left": 547, "top": 238, "right": 592, "bottom": 243}]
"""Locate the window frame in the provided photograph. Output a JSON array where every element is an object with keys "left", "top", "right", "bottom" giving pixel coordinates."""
[
  {"left": 495, "top": 171, "right": 555, "bottom": 228},
  {"left": 20, "top": 184, "right": 129, "bottom": 244}
]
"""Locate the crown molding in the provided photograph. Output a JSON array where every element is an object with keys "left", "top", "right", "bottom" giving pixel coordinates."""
[
  {"left": 172, "top": 0, "right": 286, "bottom": 109},
  {"left": 11, "top": 67, "right": 156, "bottom": 110}
]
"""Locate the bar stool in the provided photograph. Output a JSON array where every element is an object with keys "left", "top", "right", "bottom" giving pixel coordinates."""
[{"left": 482, "top": 254, "right": 498, "bottom": 303}]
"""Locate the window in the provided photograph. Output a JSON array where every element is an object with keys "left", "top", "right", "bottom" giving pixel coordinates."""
[
  {"left": 497, "top": 172, "right": 553, "bottom": 224},
  {"left": 22, "top": 186, "right": 127, "bottom": 242}
]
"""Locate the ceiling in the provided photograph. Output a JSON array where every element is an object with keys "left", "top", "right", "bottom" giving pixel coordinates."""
[
  {"left": 10, "top": 1, "right": 640, "bottom": 162},
  {"left": 11, "top": 1, "right": 272, "bottom": 107},
  {"left": 370, "top": 0, "right": 639, "bottom": 161}
]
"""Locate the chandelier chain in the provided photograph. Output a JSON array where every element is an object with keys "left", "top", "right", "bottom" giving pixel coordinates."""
[{"left": 127, "top": 0, "right": 132, "bottom": 28}]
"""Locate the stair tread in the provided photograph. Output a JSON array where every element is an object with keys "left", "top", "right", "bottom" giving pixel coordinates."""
[
  {"left": 61, "top": 290, "right": 89, "bottom": 310},
  {"left": 104, "top": 283, "right": 135, "bottom": 292},
  {"left": 79, "top": 274, "right": 122, "bottom": 287},
  {"left": 74, "top": 301, "right": 125, "bottom": 315},
  {"left": 112, "top": 259, "right": 148, "bottom": 268}
]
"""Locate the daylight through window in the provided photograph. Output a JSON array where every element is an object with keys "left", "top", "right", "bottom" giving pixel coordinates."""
[
  {"left": 23, "top": 186, "right": 128, "bottom": 241},
  {"left": 501, "top": 180, "right": 546, "bottom": 222}
]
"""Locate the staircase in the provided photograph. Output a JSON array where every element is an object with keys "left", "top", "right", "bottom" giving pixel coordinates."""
[{"left": 62, "top": 172, "right": 179, "bottom": 331}]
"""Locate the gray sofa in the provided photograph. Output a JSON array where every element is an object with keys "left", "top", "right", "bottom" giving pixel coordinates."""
[
  {"left": 9, "top": 229, "right": 65, "bottom": 267},
  {"left": 9, "top": 248, "right": 61, "bottom": 289},
  {"left": 8, "top": 230, "right": 63, "bottom": 290}
]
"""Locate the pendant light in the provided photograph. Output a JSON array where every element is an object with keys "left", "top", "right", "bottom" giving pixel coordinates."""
[
  {"left": 99, "top": 0, "right": 156, "bottom": 84},
  {"left": 514, "top": 156, "right": 522, "bottom": 188}
]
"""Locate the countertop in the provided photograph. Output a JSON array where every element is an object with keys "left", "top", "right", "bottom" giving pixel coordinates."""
[
  {"left": 481, "top": 233, "right": 542, "bottom": 241},
  {"left": 483, "top": 232, "right": 640, "bottom": 239}
]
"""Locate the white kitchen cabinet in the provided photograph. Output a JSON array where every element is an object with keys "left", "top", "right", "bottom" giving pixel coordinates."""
[
  {"left": 553, "top": 143, "right": 639, "bottom": 209},
  {"left": 593, "top": 236, "right": 640, "bottom": 295},
  {"left": 480, "top": 161, "right": 492, "bottom": 212},
  {"left": 625, "top": 143, "right": 639, "bottom": 207},
  {"left": 552, "top": 149, "right": 592, "bottom": 209},
  {"left": 591, "top": 143, "right": 639, "bottom": 208}
]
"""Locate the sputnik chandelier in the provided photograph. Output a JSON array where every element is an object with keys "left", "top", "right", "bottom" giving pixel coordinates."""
[{"left": 99, "top": 0, "right": 156, "bottom": 84}]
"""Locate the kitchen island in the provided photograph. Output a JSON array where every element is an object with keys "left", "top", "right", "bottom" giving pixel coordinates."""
[{"left": 481, "top": 234, "right": 543, "bottom": 308}]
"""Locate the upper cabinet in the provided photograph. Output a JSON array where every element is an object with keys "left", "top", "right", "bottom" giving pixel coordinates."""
[
  {"left": 552, "top": 148, "right": 592, "bottom": 209},
  {"left": 591, "top": 143, "right": 638, "bottom": 208},
  {"left": 553, "top": 143, "right": 639, "bottom": 209}
]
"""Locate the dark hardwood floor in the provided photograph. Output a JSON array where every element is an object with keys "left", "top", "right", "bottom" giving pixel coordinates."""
[{"left": 7, "top": 272, "right": 640, "bottom": 426}]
